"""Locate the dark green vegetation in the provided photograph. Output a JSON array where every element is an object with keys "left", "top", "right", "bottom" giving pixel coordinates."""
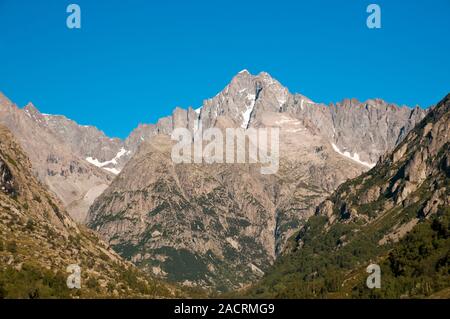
[
  {"left": 0, "top": 257, "right": 180, "bottom": 299},
  {"left": 354, "top": 208, "right": 450, "bottom": 298},
  {"left": 0, "top": 263, "right": 71, "bottom": 299},
  {"left": 243, "top": 207, "right": 449, "bottom": 298}
]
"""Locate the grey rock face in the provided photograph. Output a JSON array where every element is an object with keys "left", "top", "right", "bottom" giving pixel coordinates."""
[
  {"left": 328, "top": 98, "right": 426, "bottom": 164},
  {"left": 85, "top": 110, "right": 366, "bottom": 291},
  {"left": 43, "top": 114, "right": 123, "bottom": 165},
  {"left": 0, "top": 157, "right": 16, "bottom": 196},
  {"left": 0, "top": 96, "right": 113, "bottom": 222}
]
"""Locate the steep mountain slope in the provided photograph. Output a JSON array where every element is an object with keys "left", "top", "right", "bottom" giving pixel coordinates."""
[
  {"left": 86, "top": 71, "right": 427, "bottom": 291},
  {"left": 0, "top": 96, "right": 114, "bottom": 222},
  {"left": 0, "top": 125, "right": 179, "bottom": 298},
  {"left": 244, "top": 93, "right": 450, "bottom": 298},
  {"left": 88, "top": 135, "right": 278, "bottom": 291},
  {"left": 42, "top": 114, "right": 125, "bottom": 173}
]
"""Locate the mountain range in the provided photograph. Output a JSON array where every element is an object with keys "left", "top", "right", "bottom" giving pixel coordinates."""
[{"left": 2, "top": 70, "right": 444, "bottom": 295}]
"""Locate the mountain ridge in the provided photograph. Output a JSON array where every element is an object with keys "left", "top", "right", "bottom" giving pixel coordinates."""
[
  {"left": 1, "top": 71, "right": 427, "bottom": 225},
  {"left": 0, "top": 70, "right": 429, "bottom": 174}
]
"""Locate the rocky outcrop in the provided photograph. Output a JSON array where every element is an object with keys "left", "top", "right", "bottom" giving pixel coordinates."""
[
  {"left": 43, "top": 113, "right": 124, "bottom": 168},
  {"left": 358, "top": 185, "right": 381, "bottom": 205},
  {"left": 87, "top": 108, "right": 371, "bottom": 291},
  {"left": 0, "top": 158, "right": 15, "bottom": 196}
]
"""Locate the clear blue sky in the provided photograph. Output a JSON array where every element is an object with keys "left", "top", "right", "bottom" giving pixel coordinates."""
[{"left": 0, "top": 0, "right": 449, "bottom": 138}]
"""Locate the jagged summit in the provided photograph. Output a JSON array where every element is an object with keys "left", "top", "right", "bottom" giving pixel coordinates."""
[
  {"left": 23, "top": 102, "right": 47, "bottom": 123},
  {"left": 230, "top": 69, "right": 288, "bottom": 91},
  {"left": 0, "top": 92, "right": 13, "bottom": 107},
  {"left": 200, "top": 70, "right": 291, "bottom": 129},
  {"left": 23, "top": 101, "right": 38, "bottom": 111}
]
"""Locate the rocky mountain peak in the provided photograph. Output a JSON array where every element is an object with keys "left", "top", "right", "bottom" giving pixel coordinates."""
[
  {"left": 229, "top": 70, "right": 289, "bottom": 101},
  {"left": 23, "top": 102, "right": 46, "bottom": 123},
  {"left": 199, "top": 70, "right": 291, "bottom": 129},
  {"left": 0, "top": 92, "right": 13, "bottom": 107},
  {"left": 23, "top": 102, "right": 38, "bottom": 112}
]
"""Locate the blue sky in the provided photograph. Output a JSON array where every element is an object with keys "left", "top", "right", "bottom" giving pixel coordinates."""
[{"left": 0, "top": 0, "right": 449, "bottom": 138}]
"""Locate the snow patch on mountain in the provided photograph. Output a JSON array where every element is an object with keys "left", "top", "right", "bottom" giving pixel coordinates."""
[
  {"left": 331, "top": 143, "right": 375, "bottom": 168},
  {"left": 86, "top": 147, "right": 130, "bottom": 175},
  {"left": 277, "top": 96, "right": 287, "bottom": 106},
  {"left": 102, "top": 167, "right": 121, "bottom": 175},
  {"left": 241, "top": 94, "right": 256, "bottom": 128}
]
